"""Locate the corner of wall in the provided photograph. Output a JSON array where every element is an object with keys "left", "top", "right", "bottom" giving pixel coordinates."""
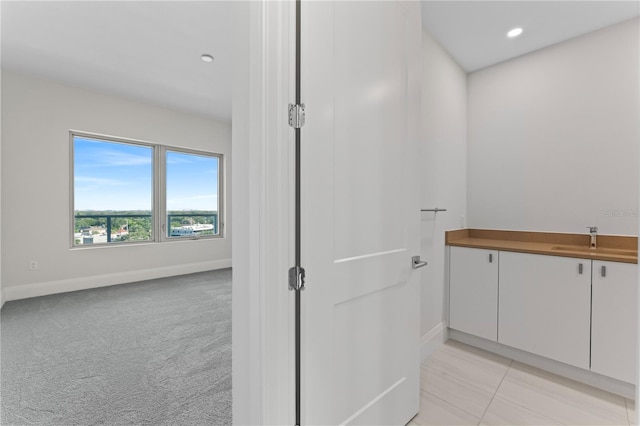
[
  {"left": 420, "top": 27, "right": 468, "bottom": 341},
  {"left": 420, "top": 322, "right": 448, "bottom": 362}
]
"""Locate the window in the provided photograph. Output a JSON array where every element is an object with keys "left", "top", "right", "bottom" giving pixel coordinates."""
[
  {"left": 71, "top": 132, "right": 223, "bottom": 246},
  {"left": 166, "top": 150, "right": 220, "bottom": 239}
]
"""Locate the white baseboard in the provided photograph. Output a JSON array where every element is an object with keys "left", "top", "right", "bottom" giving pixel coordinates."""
[
  {"left": 2, "top": 258, "right": 231, "bottom": 302},
  {"left": 449, "top": 329, "right": 636, "bottom": 400},
  {"left": 421, "top": 321, "right": 448, "bottom": 363}
]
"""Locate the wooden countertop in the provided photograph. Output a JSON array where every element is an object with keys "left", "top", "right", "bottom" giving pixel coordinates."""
[{"left": 446, "top": 229, "right": 638, "bottom": 264}]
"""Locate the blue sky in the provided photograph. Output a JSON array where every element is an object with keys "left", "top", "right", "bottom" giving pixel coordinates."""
[
  {"left": 166, "top": 150, "right": 218, "bottom": 211},
  {"left": 74, "top": 137, "right": 218, "bottom": 211}
]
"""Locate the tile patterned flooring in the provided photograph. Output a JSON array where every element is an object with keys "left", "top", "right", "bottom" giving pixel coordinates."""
[{"left": 409, "top": 340, "right": 636, "bottom": 425}]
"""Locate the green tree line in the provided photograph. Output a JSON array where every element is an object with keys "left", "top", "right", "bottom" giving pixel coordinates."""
[{"left": 74, "top": 210, "right": 218, "bottom": 241}]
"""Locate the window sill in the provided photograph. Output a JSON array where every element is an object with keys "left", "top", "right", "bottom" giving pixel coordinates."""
[{"left": 70, "top": 236, "right": 224, "bottom": 250}]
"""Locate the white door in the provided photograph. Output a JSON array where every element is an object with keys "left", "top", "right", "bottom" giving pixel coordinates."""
[{"left": 301, "top": 1, "right": 422, "bottom": 424}]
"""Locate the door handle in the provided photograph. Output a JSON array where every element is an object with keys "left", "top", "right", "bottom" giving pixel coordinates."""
[{"left": 412, "top": 256, "right": 428, "bottom": 269}]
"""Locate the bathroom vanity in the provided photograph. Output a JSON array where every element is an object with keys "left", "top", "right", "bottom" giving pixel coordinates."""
[{"left": 446, "top": 229, "right": 638, "bottom": 391}]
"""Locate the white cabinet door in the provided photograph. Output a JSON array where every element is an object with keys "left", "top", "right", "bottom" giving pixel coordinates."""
[
  {"left": 591, "top": 261, "right": 638, "bottom": 384},
  {"left": 498, "top": 252, "right": 591, "bottom": 369},
  {"left": 449, "top": 247, "right": 499, "bottom": 341}
]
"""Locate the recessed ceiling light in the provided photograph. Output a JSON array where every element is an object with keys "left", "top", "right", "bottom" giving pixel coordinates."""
[
  {"left": 201, "top": 54, "right": 214, "bottom": 63},
  {"left": 507, "top": 28, "right": 523, "bottom": 38}
]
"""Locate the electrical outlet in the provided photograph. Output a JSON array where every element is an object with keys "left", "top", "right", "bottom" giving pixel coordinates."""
[
  {"left": 29, "top": 260, "right": 38, "bottom": 270},
  {"left": 459, "top": 215, "right": 465, "bottom": 228}
]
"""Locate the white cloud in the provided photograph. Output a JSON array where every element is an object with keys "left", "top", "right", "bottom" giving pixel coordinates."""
[{"left": 97, "top": 149, "right": 152, "bottom": 167}]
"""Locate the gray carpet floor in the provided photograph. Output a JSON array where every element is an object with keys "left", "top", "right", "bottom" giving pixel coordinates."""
[{"left": 0, "top": 269, "right": 232, "bottom": 426}]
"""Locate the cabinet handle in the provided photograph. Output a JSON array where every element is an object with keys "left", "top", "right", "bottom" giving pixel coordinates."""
[
  {"left": 601, "top": 265, "right": 606, "bottom": 277},
  {"left": 489, "top": 253, "right": 493, "bottom": 263},
  {"left": 578, "top": 263, "right": 583, "bottom": 274}
]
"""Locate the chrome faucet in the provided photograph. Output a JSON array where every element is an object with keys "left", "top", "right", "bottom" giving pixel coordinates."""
[{"left": 586, "top": 226, "right": 598, "bottom": 249}]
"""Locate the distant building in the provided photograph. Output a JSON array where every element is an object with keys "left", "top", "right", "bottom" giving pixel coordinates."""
[{"left": 170, "top": 223, "right": 214, "bottom": 237}]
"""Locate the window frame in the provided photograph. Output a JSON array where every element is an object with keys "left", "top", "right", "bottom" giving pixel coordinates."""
[
  {"left": 70, "top": 130, "right": 224, "bottom": 248},
  {"left": 159, "top": 146, "right": 224, "bottom": 242}
]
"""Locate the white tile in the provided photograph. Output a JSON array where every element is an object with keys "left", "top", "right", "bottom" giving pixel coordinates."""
[
  {"left": 421, "top": 364, "right": 494, "bottom": 418},
  {"left": 420, "top": 341, "right": 510, "bottom": 418},
  {"left": 495, "top": 362, "right": 628, "bottom": 425},
  {"left": 481, "top": 396, "right": 563, "bottom": 425},
  {"left": 626, "top": 399, "right": 635, "bottom": 425},
  {"left": 427, "top": 341, "right": 512, "bottom": 394},
  {"left": 412, "top": 391, "right": 480, "bottom": 426}
]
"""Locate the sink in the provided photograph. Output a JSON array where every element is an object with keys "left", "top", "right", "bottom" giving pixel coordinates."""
[{"left": 551, "top": 246, "right": 637, "bottom": 256}]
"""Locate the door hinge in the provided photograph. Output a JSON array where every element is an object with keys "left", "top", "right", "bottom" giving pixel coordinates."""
[
  {"left": 288, "top": 103, "right": 305, "bottom": 129},
  {"left": 288, "top": 266, "right": 306, "bottom": 291}
]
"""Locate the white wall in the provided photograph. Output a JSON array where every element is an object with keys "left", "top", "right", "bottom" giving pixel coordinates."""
[
  {"left": 468, "top": 18, "right": 639, "bottom": 235},
  {"left": 1, "top": 71, "right": 232, "bottom": 301},
  {"left": 231, "top": 2, "right": 258, "bottom": 422},
  {"left": 420, "top": 30, "right": 467, "bottom": 355},
  {"left": 0, "top": 15, "right": 3, "bottom": 308},
  {"left": 232, "top": 2, "right": 295, "bottom": 424}
]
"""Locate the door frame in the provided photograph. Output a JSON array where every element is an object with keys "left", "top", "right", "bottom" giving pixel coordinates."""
[{"left": 231, "top": 1, "right": 296, "bottom": 425}]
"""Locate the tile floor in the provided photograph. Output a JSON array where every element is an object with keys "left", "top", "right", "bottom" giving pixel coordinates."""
[{"left": 409, "top": 340, "right": 636, "bottom": 425}]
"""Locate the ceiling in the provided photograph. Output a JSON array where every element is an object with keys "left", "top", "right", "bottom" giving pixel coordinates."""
[
  {"left": 1, "top": 1, "right": 234, "bottom": 121},
  {"left": 422, "top": 1, "right": 640, "bottom": 72},
  {"left": 2, "top": 1, "right": 638, "bottom": 120}
]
